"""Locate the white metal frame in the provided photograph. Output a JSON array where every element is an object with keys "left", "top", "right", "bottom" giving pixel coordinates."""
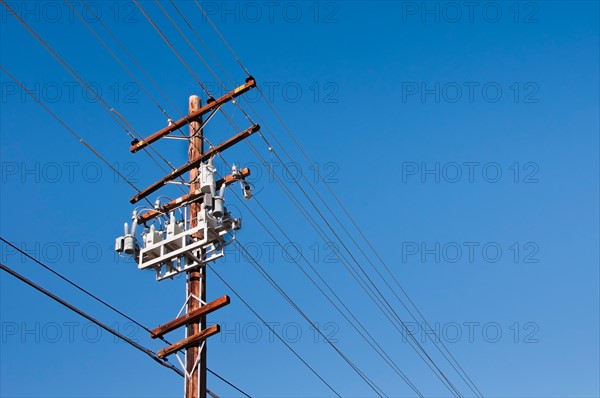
[{"left": 138, "top": 208, "right": 238, "bottom": 281}]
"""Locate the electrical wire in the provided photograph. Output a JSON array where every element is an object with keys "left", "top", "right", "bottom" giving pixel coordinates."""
[
  {"left": 4, "top": 0, "right": 477, "bottom": 394},
  {"left": 191, "top": 5, "right": 482, "bottom": 396},
  {"left": 79, "top": 0, "right": 183, "bottom": 115},
  {"left": 142, "top": 8, "right": 425, "bottom": 392},
  {"left": 129, "top": 5, "right": 456, "bottom": 393},
  {"left": 234, "top": 194, "right": 423, "bottom": 396},
  {"left": 64, "top": 0, "right": 168, "bottom": 121},
  {"left": 245, "top": 140, "right": 464, "bottom": 397},
  {"left": 0, "top": 262, "right": 184, "bottom": 377},
  {"left": 0, "top": 237, "right": 252, "bottom": 397},
  {"left": 2, "top": 17, "right": 337, "bottom": 396},
  {"left": 0, "top": 64, "right": 141, "bottom": 196},
  {"left": 245, "top": 135, "right": 464, "bottom": 397},
  {"left": 207, "top": 369, "right": 251, "bottom": 398},
  {"left": 207, "top": 263, "right": 342, "bottom": 398},
  {"left": 1, "top": 0, "right": 188, "bottom": 197},
  {"left": 234, "top": 239, "right": 387, "bottom": 398},
  {"left": 192, "top": 137, "right": 424, "bottom": 396},
  {"left": 0, "top": 236, "right": 156, "bottom": 339}
]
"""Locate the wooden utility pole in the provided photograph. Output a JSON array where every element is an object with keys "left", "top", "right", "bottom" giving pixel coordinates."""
[
  {"left": 119, "top": 78, "right": 258, "bottom": 397},
  {"left": 187, "top": 95, "right": 207, "bottom": 398}
]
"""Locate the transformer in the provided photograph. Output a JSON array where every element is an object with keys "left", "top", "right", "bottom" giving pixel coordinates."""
[{"left": 115, "top": 162, "right": 247, "bottom": 281}]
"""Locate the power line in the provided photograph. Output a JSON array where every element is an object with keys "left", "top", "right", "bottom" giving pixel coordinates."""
[
  {"left": 194, "top": 0, "right": 251, "bottom": 78},
  {"left": 248, "top": 103, "right": 482, "bottom": 396},
  {"left": 247, "top": 137, "right": 464, "bottom": 397},
  {"left": 207, "top": 107, "right": 463, "bottom": 396},
  {"left": 63, "top": 0, "right": 194, "bottom": 196},
  {"left": 207, "top": 264, "right": 342, "bottom": 397},
  {"left": 4, "top": 1, "right": 477, "bottom": 394},
  {"left": 0, "top": 64, "right": 141, "bottom": 195},
  {"left": 207, "top": 369, "right": 251, "bottom": 398},
  {"left": 1, "top": 0, "right": 188, "bottom": 196},
  {"left": 0, "top": 261, "right": 184, "bottom": 377},
  {"left": 132, "top": 0, "right": 213, "bottom": 99},
  {"left": 131, "top": 11, "right": 431, "bottom": 393},
  {"left": 0, "top": 39, "right": 336, "bottom": 398},
  {"left": 133, "top": 0, "right": 256, "bottom": 136},
  {"left": 0, "top": 238, "right": 251, "bottom": 397},
  {"left": 234, "top": 239, "right": 387, "bottom": 397},
  {"left": 131, "top": 4, "right": 461, "bottom": 393},
  {"left": 238, "top": 196, "right": 424, "bottom": 396},
  {"left": 79, "top": 0, "right": 183, "bottom": 115},
  {"left": 0, "top": 236, "right": 156, "bottom": 339},
  {"left": 64, "top": 0, "right": 169, "bottom": 120},
  {"left": 191, "top": 137, "right": 424, "bottom": 396},
  {"left": 192, "top": 5, "right": 482, "bottom": 396}
]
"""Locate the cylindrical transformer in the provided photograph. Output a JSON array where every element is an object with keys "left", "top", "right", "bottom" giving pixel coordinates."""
[
  {"left": 124, "top": 235, "right": 137, "bottom": 255},
  {"left": 200, "top": 163, "right": 216, "bottom": 194},
  {"left": 213, "top": 196, "right": 224, "bottom": 218}
]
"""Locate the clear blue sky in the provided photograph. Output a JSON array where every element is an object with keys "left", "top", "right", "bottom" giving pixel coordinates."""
[{"left": 1, "top": 1, "right": 598, "bottom": 397}]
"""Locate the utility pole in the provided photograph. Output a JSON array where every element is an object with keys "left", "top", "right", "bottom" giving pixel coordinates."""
[
  {"left": 187, "top": 95, "right": 206, "bottom": 398},
  {"left": 114, "top": 77, "right": 258, "bottom": 398}
]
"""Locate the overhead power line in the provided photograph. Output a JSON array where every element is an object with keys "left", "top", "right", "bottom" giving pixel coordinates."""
[
  {"left": 191, "top": 135, "right": 424, "bottom": 396},
  {"left": 131, "top": 5, "right": 410, "bottom": 393},
  {"left": 207, "top": 263, "right": 342, "bottom": 398},
  {"left": 0, "top": 236, "right": 154, "bottom": 338},
  {"left": 0, "top": 65, "right": 140, "bottom": 194},
  {"left": 0, "top": 238, "right": 252, "bottom": 397},
  {"left": 112, "top": 3, "right": 464, "bottom": 394},
  {"left": 207, "top": 369, "right": 251, "bottom": 398},
  {"left": 1, "top": 0, "right": 189, "bottom": 196},
  {"left": 192, "top": 4, "right": 482, "bottom": 396},
  {"left": 3, "top": 0, "right": 481, "bottom": 394},
  {"left": 0, "top": 60, "right": 338, "bottom": 395},
  {"left": 234, "top": 239, "right": 387, "bottom": 398},
  {"left": 0, "top": 261, "right": 184, "bottom": 377}
]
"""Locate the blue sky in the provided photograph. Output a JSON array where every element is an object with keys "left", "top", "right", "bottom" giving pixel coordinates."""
[{"left": 1, "top": 1, "right": 598, "bottom": 397}]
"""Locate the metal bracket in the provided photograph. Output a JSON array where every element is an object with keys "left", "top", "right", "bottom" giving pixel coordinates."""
[{"left": 138, "top": 208, "right": 239, "bottom": 281}]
